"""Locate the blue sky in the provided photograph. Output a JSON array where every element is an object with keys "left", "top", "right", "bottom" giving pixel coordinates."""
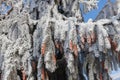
[{"left": 82, "top": 0, "right": 116, "bottom": 22}]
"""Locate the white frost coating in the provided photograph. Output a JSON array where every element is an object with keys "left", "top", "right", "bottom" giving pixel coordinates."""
[
  {"left": 115, "top": 35, "right": 120, "bottom": 52},
  {"left": 112, "top": 19, "right": 120, "bottom": 34},
  {"left": 1, "top": 14, "right": 120, "bottom": 79},
  {"left": 69, "top": 21, "right": 78, "bottom": 45},
  {"left": 87, "top": 19, "right": 94, "bottom": 32},
  {"left": 80, "top": 0, "right": 99, "bottom": 13},
  {"left": 67, "top": 53, "right": 75, "bottom": 73},
  {"left": 44, "top": 51, "right": 56, "bottom": 72},
  {"left": 67, "top": 51, "right": 78, "bottom": 80},
  {"left": 42, "top": 27, "right": 56, "bottom": 72},
  {"left": 116, "top": 0, "right": 120, "bottom": 14},
  {"left": 1, "top": 0, "right": 120, "bottom": 80},
  {"left": 101, "top": 26, "right": 111, "bottom": 49},
  {"left": 96, "top": 24, "right": 104, "bottom": 52}
]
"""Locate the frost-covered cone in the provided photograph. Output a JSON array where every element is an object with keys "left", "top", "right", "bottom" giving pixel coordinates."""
[
  {"left": 88, "top": 53, "right": 95, "bottom": 80},
  {"left": 41, "top": 28, "right": 56, "bottom": 72}
]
